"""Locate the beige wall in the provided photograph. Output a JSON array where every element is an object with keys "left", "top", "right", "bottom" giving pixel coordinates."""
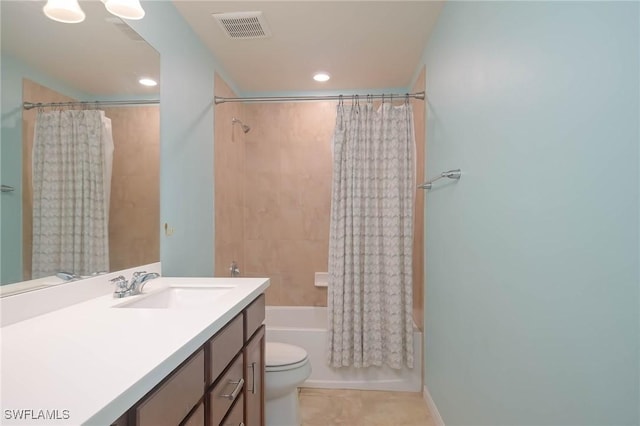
[
  {"left": 243, "top": 101, "right": 334, "bottom": 306},
  {"left": 21, "top": 79, "right": 159, "bottom": 278},
  {"left": 104, "top": 106, "right": 160, "bottom": 272},
  {"left": 213, "top": 76, "right": 426, "bottom": 310},
  {"left": 412, "top": 68, "right": 426, "bottom": 331}
]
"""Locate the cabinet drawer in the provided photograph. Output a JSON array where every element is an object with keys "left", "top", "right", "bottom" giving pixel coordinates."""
[
  {"left": 181, "top": 403, "right": 204, "bottom": 426},
  {"left": 244, "top": 294, "right": 265, "bottom": 342},
  {"left": 221, "top": 394, "right": 244, "bottom": 426},
  {"left": 209, "top": 353, "right": 244, "bottom": 426},
  {"left": 136, "top": 349, "right": 204, "bottom": 426},
  {"left": 209, "top": 314, "right": 244, "bottom": 385}
]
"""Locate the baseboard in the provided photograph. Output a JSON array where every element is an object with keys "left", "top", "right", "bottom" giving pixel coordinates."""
[{"left": 423, "top": 385, "right": 445, "bottom": 426}]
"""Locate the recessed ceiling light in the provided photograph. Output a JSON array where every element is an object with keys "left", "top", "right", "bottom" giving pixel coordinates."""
[
  {"left": 313, "top": 72, "right": 331, "bottom": 82},
  {"left": 139, "top": 78, "right": 157, "bottom": 87}
]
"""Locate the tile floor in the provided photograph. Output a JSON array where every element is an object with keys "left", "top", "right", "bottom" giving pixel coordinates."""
[{"left": 299, "top": 388, "right": 437, "bottom": 426}]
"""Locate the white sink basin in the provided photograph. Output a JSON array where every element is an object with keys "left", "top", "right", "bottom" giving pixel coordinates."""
[{"left": 115, "top": 286, "right": 233, "bottom": 309}]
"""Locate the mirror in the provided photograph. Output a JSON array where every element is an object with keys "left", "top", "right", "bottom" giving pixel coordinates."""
[{"left": 0, "top": 1, "right": 160, "bottom": 295}]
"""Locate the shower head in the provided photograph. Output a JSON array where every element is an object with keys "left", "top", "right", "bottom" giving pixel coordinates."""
[{"left": 232, "top": 117, "right": 251, "bottom": 133}]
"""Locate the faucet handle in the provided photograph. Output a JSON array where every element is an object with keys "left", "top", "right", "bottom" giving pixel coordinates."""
[
  {"left": 131, "top": 271, "right": 147, "bottom": 281},
  {"left": 110, "top": 275, "right": 126, "bottom": 284},
  {"left": 110, "top": 276, "right": 129, "bottom": 295}
]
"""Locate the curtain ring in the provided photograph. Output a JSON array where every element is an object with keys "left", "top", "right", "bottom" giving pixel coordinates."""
[
  {"left": 382, "top": 94, "right": 385, "bottom": 104},
  {"left": 405, "top": 93, "right": 410, "bottom": 105}
]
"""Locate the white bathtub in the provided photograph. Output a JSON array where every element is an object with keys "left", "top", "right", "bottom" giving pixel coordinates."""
[{"left": 265, "top": 306, "right": 422, "bottom": 392}]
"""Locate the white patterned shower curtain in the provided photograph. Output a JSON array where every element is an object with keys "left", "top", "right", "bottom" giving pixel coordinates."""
[
  {"left": 328, "top": 101, "right": 415, "bottom": 369},
  {"left": 32, "top": 110, "right": 113, "bottom": 278}
]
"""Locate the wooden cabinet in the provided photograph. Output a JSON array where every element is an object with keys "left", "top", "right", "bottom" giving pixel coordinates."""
[
  {"left": 221, "top": 395, "right": 244, "bottom": 426},
  {"left": 243, "top": 294, "right": 265, "bottom": 426},
  {"left": 209, "top": 352, "right": 244, "bottom": 425},
  {"left": 183, "top": 403, "right": 205, "bottom": 426},
  {"left": 114, "top": 293, "right": 266, "bottom": 426},
  {"left": 244, "top": 325, "right": 265, "bottom": 426},
  {"left": 208, "top": 315, "right": 243, "bottom": 385},
  {"left": 136, "top": 350, "right": 205, "bottom": 426}
]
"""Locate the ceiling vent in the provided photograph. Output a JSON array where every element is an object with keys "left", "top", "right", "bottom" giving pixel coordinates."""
[{"left": 212, "top": 11, "right": 271, "bottom": 40}]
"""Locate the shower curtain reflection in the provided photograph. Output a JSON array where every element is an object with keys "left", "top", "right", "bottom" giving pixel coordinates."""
[{"left": 31, "top": 110, "right": 113, "bottom": 278}]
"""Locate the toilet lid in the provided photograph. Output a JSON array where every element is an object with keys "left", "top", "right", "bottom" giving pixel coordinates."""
[{"left": 266, "top": 342, "right": 308, "bottom": 367}]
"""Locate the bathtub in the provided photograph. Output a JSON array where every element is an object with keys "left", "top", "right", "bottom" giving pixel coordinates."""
[{"left": 265, "top": 306, "right": 422, "bottom": 392}]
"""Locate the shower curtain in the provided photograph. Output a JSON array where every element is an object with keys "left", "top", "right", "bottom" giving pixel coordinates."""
[
  {"left": 328, "top": 100, "right": 415, "bottom": 369},
  {"left": 32, "top": 110, "right": 114, "bottom": 278}
]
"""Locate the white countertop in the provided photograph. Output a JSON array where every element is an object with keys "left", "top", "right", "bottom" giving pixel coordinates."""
[{"left": 0, "top": 277, "right": 269, "bottom": 426}]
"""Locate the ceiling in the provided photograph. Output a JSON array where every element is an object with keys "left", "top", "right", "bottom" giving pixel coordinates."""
[
  {"left": 1, "top": 1, "right": 442, "bottom": 97},
  {"left": 1, "top": 0, "right": 160, "bottom": 97},
  {"left": 172, "top": 1, "right": 444, "bottom": 95}
]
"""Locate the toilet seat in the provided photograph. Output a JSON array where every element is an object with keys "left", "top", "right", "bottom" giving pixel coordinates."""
[{"left": 266, "top": 342, "right": 309, "bottom": 372}]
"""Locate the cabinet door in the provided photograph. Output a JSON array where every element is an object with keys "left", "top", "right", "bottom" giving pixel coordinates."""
[
  {"left": 244, "top": 325, "right": 265, "bottom": 426},
  {"left": 222, "top": 395, "right": 244, "bottom": 426}
]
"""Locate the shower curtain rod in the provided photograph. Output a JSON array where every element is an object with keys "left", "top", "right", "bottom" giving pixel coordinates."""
[
  {"left": 214, "top": 91, "right": 425, "bottom": 104},
  {"left": 22, "top": 99, "right": 160, "bottom": 111}
]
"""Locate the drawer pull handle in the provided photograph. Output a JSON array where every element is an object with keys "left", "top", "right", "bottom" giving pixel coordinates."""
[
  {"left": 220, "top": 378, "right": 244, "bottom": 400},
  {"left": 248, "top": 362, "right": 256, "bottom": 394}
]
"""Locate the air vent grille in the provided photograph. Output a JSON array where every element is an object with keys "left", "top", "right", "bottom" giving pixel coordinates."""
[{"left": 212, "top": 11, "right": 271, "bottom": 39}]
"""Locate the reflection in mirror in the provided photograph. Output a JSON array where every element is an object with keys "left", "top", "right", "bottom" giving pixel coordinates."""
[{"left": 0, "top": 1, "right": 160, "bottom": 296}]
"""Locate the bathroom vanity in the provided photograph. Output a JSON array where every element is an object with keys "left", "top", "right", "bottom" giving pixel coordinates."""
[
  {"left": 0, "top": 275, "right": 268, "bottom": 426},
  {"left": 114, "top": 294, "right": 266, "bottom": 426}
]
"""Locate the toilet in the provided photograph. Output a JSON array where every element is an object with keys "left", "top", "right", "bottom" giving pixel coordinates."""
[{"left": 264, "top": 342, "right": 312, "bottom": 426}]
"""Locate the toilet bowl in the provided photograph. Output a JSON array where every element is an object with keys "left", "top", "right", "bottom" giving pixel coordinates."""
[{"left": 265, "top": 342, "right": 312, "bottom": 426}]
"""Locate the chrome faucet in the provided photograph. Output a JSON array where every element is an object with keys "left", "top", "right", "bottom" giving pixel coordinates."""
[
  {"left": 110, "top": 271, "right": 160, "bottom": 298},
  {"left": 230, "top": 261, "right": 240, "bottom": 277}
]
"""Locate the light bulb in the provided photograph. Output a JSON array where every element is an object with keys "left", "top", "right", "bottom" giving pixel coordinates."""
[
  {"left": 43, "top": 0, "right": 85, "bottom": 24},
  {"left": 139, "top": 78, "right": 158, "bottom": 87},
  {"left": 105, "top": 0, "right": 145, "bottom": 20},
  {"left": 313, "top": 72, "right": 331, "bottom": 82}
]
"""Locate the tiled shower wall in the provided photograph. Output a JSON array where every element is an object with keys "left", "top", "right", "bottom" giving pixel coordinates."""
[
  {"left": 103, "top": 106, "right": 159, "bottom": 272},
  {"left": 214, "top": 75, "right": 425, "bottom": 321},
  {"left": 21, "top": 79, "right": 159, "bottom": 278},
  {"left": 242, "top": 101, "right": 335, "bottom": 306}
]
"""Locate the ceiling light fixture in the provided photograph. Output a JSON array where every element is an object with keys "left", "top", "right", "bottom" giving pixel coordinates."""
[
  {"left": 43, "top": 0, "right": 85, "bottom": 23},
  {"left": 104, "top": 0, "right": 145, "bottom": 20},
  {"left": 139, "top": 78, "right": 158, "bottom": 87},
  {"left": 43, "top": 0, "right": 145, "bottom": 24},
  {"left": 313, "top": 72, "right": 331, "bottom": 82}
]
